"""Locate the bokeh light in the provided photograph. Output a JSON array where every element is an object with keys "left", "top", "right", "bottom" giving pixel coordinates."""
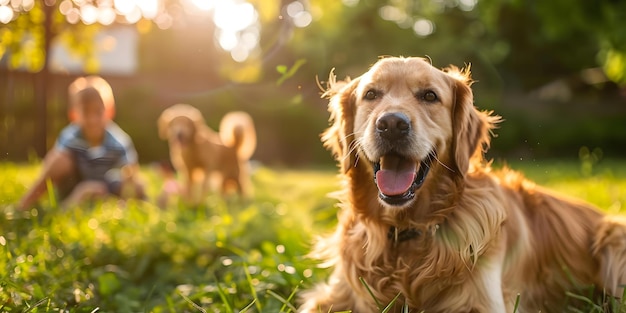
[
  {"left": 79, "top": 3, "right": 98, "bottom": 24},
  {"left": 213, "top": 1, "right": 257, "bottom": 32},
  {"left": 196, "top": 0, "right": 261, "bottom": 63},
  {"left": 0, "top": 5, "right": 14, "bottom": 23},
  {"left": 287, "top": 1, "right": 312, "bottom": 28},
  {"left": 1, "top": 0, "right": 314, "bottom": 63},
  {"left": 190, "top": 0, "right": 215, "bottom": 11},
  {"left": 459, "top": 0, "right": 478, "bottom": 11},
  {"left": 413, "top": 19, "right": 434, "bottom": 37}
]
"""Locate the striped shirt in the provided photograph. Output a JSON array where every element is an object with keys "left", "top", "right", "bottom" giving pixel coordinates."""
[{"left": 55, "top": 122, "right": 138, "bottom": 185}]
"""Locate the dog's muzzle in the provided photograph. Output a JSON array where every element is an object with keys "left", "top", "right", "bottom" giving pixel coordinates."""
[
  {"left": 372, "top": 112, "right": 433, "bottom": 206},
  {"left": 373, "top": 152, "right": 433, "bottom": 206}
]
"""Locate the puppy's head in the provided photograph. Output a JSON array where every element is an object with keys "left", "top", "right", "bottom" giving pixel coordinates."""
[
  {"left": 158, "top": 104, "right": 206, "bottom": 146},
  {"left": 322, "top": 57, "right": 497, "bottom": 208}
]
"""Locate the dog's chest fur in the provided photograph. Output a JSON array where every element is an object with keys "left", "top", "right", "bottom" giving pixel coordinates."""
[{"left": 342, "top": 220, "right": 470, "bottom": 307}]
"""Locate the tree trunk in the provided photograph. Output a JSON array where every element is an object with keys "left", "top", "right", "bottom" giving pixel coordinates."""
[{"left": 33, "top": 1, "right": 55, "bottom": 157}]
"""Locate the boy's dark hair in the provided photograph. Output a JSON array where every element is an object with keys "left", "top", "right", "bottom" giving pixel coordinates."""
[
  {"left": 68, "top": 76, "right": 116, "bottom": 121},
  {"left": 73, "top": 87, "right": 105, "bottom": 110}
]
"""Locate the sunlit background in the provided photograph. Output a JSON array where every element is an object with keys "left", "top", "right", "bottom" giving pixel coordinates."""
[
  {"left": 1, "top": 0, "right": 626, "bottom": 165},
  {"left": 1, "top": 0, "right": 314, "bottom": 63}
]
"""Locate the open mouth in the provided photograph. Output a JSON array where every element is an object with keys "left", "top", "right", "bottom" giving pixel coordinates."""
[{"left": 373, "top": 152, "right": 435, "bottom": 206}]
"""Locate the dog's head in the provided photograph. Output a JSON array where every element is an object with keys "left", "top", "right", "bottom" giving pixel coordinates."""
[
  {"left": 322, "top": 57, "right": 497, "bottom": 208},
  {"left": 158, "top": 104, "right": 206, "bottom": 146}
]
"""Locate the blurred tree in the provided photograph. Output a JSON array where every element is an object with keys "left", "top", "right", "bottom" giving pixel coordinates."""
[
  {"left": 1, "top": 0, "right": 148, "bottom": 156},
  {"left": 284, "top": 0, "right": 626, "bottom": 89},
  {"left": 478, "top": 0, "right": 626, "bottom": 88}
]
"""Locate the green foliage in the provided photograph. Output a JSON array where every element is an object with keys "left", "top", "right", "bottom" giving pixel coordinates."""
[
  {"left": 0, "top": 161, "right": 625, "bottom": 312},
  {"left": 0, "top": 2, "right": 102, "bottom": 73},
  {"left": 276, "top": 59, "right": 307, "bottom": 86}
]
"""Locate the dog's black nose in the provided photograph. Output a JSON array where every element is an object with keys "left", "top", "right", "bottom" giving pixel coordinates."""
[{"left": 376, "top": 112, "right": 410, "bottom": 141}]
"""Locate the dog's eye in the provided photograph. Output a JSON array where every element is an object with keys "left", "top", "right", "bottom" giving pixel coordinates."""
[
  {"left": 364, "top": 90, "right": 378, "bottom": 100},
  {"left": 421, "top": 90, "right": 438, "bottom": 102}
]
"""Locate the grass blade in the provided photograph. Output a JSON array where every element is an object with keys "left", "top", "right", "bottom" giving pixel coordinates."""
[
  {"left": 243, "top": 262, "right": 263, "bottom": 312},
  {"left": 143, "top": 284, "right": 158, "bottom": 312},
  {"left": 178, "top": 291, "right": 207, "bottom": 313},
  {"left": 513, "top": 293, "right": 520, "bottom": 313},
  {"left": 381, "top": 292, "right": 402, "bottom": 313},
  {"left": 22, "top": 297, "right": 49, "bottom": 313},
  {"left": 359, "top": 277, "right": 382, "bottom": 310},
  {"left": 267, "top": 289, "right": 298, "bottom": 312},
  {"left": 279, "top": 280, "right": 301, "bottom": 312},
  {"left": 239, "top": 298, "right": 257, "bottom": 313},
  {"left": 565, "top": 292, "right": 604, "bottom": 312},
  {"left": 215, "top": 281, "right": 234, "bottom": 313}
]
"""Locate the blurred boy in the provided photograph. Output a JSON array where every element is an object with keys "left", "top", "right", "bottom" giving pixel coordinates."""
[{"left": 17, "top": 76, "right": 145, "bottom": 210}]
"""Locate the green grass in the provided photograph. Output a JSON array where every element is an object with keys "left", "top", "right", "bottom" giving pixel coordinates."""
[{"left": 0, "top": 159, "right": 625, "bottom": 312}]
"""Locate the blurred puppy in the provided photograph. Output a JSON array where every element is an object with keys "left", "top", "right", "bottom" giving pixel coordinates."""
[{"left": 158, "top": 104, "right": 256, "bottom": 203}]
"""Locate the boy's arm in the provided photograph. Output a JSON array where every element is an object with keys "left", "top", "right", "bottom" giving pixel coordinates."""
[
  {"left": 17, "top": 124, "right": 79, "bottom": 210},
  {"left": 121, "top": 138, "right": 138, "bottom": 166},
  {"left": 17, "top": 148, "right": 75, "bottom": 210}
]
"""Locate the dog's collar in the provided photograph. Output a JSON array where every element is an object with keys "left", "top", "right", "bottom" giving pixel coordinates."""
[
  {"left": 387, "top": 224, "right": 440, "bottom": 244},
  {"left": 388, "top": 226, "right": 421, "bottom": 243}
]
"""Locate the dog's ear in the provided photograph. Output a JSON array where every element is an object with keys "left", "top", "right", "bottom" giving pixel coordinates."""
[
  {"left": 448, "top": 66, "right": 498, "bottom": 177},
  {"left": 321, "top": 71, "right": 360, "bottom": 173},
  {"left": 157, "top": 109, "right": 171, "bottom": 140},
  {"left": 187, "top": 106, "right": 206, "bottom": 130}
]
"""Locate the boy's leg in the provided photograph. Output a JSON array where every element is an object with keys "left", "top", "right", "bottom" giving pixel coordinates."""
[
  {"left": 17, "top": 149, "right": 76, "bottom": 210},
  {"left": 60, "top": 181, "right": 108, "bottom": 208}
]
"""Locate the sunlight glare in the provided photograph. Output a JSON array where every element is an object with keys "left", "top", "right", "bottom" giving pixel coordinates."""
[
  {"left": 187, "top": 0, "right": 262, "bottom": 62},
  {"left": 136, "top": 0, "right": 159, "bottom": 19},
  {"left": 125, "top": 6, "right": 142, "bottom": 23},
  {"left": 114, "top": 0, "right": 134, "bottom": 15},
  {"left": 342, "top": 0, "right": 359, "bottom": 7},
  {"left": 0, "top": 5, "right": 13, "bottom": 24},
  {"left": 79, "top": 3, "right": 98, "bottom": 24},
  {"left": 287, "top": 1, "right": 311, "bottom": 28},
  {"left": 286, "top": 1, "right": 303, "bottom": 17},
  {"left": 18, "top": 0, "right": 34, "bottom": 11},
  {"left": 97, "top": 7, "right": 116, "bottom": 25},
  {"left": 218, "top": 30, "right": 238, "bottom": 51},
  {"left": 190, "top": 0, "right": 215, "bottom": 11},
  {"left": 71, "top": 0, "right": 88, "bottom": 6},
  {"left": 230, "top": 46, "right": 249, "bottom": 62},
  {"left": 379, "top": 5, "right": 405, "bottom": 23},
  {"left": 66, "top": 8, "right": 80, "bottom": 24},
  {"left": 59, "top": 0, "right": 72, "bottom": 14},
  {"left": 292, "top": 11, "right": 311, "bottom": 27},
  {"left": 413, "top": 19, "right": 434, "bottom": 37},
  {"left": 214, "top": 1, "right": 257, "bottom": 32},
  {"left": 155, "top": 13, "right": 172, "bottom": 29},
  {"left": 240, "top": 28, "right": 259, "bottom": 50},
  {"left": 458, "top": 0, "right": 477, "bottom": 11}
]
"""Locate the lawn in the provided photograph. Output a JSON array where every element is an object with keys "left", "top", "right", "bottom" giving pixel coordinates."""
[{"left": 1, "top": 159, "right": 625, "bottom": 312}]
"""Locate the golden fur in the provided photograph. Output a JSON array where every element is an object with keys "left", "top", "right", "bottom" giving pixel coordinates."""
[
  {"left": 299, "top": 57, "right": 626, "bottom": 312},
  {"left": 158, "top": 104, "right": 256, "bottom": 202}
]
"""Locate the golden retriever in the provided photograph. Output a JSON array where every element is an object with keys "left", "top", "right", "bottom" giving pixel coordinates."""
[
  {"left": 299, "top": 56, "right": 626, "bottom": 312},
  {"left": 158, "top": 104, "right": 256, "bottom": 203}
]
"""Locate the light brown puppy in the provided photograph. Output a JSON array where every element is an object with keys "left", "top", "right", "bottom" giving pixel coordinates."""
[
  {"left": 299, "top": 57, "right": 626, "bottom": 312},
  {"left": 158, "top": 104, "right": 256, "bottom": 203}
]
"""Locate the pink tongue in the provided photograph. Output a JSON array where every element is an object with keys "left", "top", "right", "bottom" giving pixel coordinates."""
[{"left": 375, "top": 155, "right": 417, "bottom": 196}]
